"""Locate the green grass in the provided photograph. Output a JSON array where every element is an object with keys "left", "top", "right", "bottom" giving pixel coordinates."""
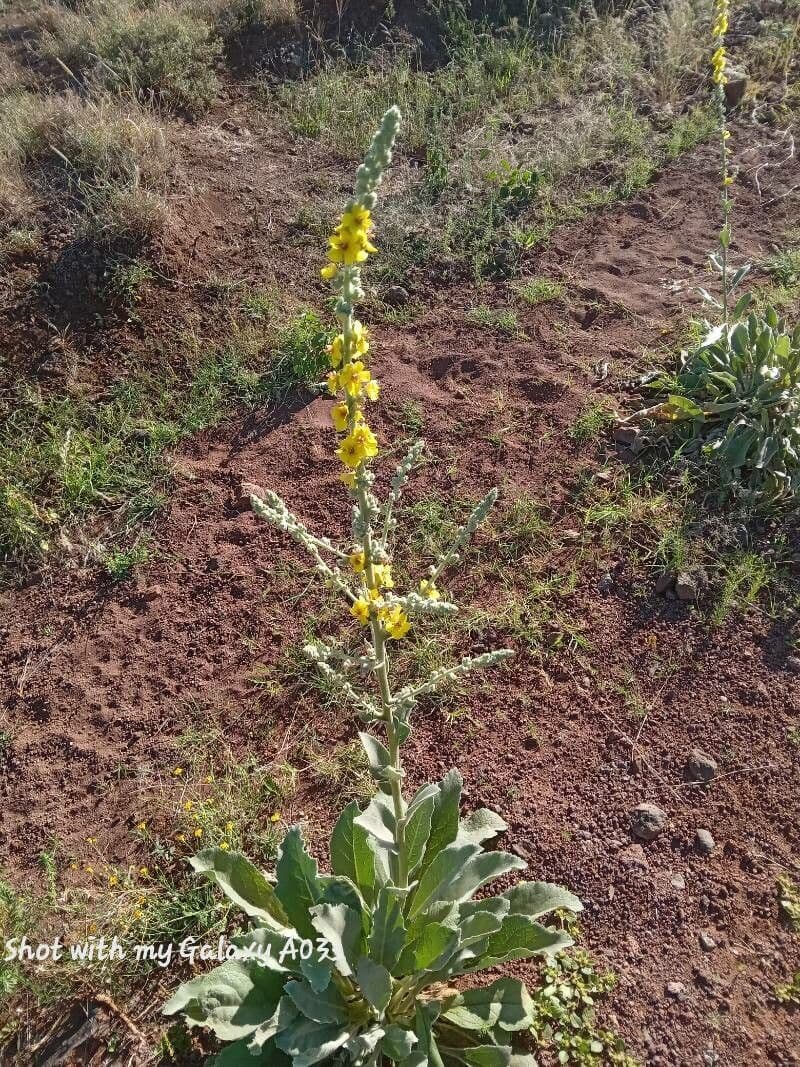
[
  {"left": 467, "top": 304, "right": 523, "bottom": 336},
  {"left": 0, "top": 311, "right": 330, "bottom": 575},
  {"left": 515, "top": 275, "right": 566, "bottom": 306},
  {"left": 569, "top": 401, "right": 615, "bottom": 444},
  {"left": 37, "top": 1, "right": 221, "bottom": 116},
  {"left": 710, "top": 552, "right": 775, "bottom": 626},
  {"left": 103, "top": 542, "right": 150, "bottom": 581}
]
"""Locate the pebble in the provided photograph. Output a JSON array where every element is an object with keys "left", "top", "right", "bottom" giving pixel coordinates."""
[
  {"left": 695, "top": 828, "right": 716, "bottom": 855},
  {"left": 786, "top": 655, "right": 800, "bottom": 675},
  {"left": 630, "top": 802, "right": 668, "bottom": 841},
  {"left": 685, "top": 748, "right": 718, "bottom": 784},
  {"left": 654, "top": 572, "right": 674, "bottom": 594},
  {"left": 670, "top": 872, "right": 686, "bottom": 891},
  {"left": 699, "top": 932, "right": 717, "bottom": 951},
  {"left": 665, "top": 981, "right": 686, "bottom": 999},
  {"left": 619, "top": 843, "right": 649, "bottom": 870},
  {"left": 613, "top": 425, "right": 639, "bottom": 447}
]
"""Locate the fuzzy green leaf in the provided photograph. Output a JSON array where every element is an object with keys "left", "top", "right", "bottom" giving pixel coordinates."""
[
  {"left": 418, "top": 770, "right": 462, "bottom": 875},
  {"left": 442, "top": 1046, "right": 512, "bottom": 1066},
  {"left": 274, "top": 1015, "right": 353, "bottom": 1067},
  {"left": 396, "top": 922, "right": 460, "bottom": 975},
  {"left": 408, "top": 845, "right": 525, "bottom": 919},
  {"left": 383, "top": 1024, "right": 418, "bottom": 1061},
  {"left": 330, "top": 801, "right": 377, "bottom": 904},
  {"left": 310, "top": 902, "right": 362, "bottom": 977},
  {"left": 285, "top": 978, "right": 349, "bottom": 1024},
  {"left": 455, "top": 808, "right": 507, "bottom": 846},
  {"left": 210, "top": 1037, "right": 289, "bottom": 1065},
  {"left": 275, "top": 827, "right": 324, "bottom": 940},
  {"left": 356, "top": 956, "right": 393, "bottom": 1011},
  {"left": 405, "top": 794, "right": 436, "bottom": 875},
  {"left": 369, "top": 887, "right": 407, "bottom": 972},
  {"left": 190, "top": 849, "right": 290, "bottom": 928},
  {"left": 466, "top": 915, "right": 571, "bottom": 971},
  {"left": 162, "top": 960, "right": 286, "bottom": 1042},
  {"left": 442, "top": 977, "right": 534, "bottom": 1032},
  {"left": 500, "top": 881, "right": 583, "bottom": 919}
]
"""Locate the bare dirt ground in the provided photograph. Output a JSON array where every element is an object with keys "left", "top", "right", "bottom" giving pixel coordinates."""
[{"left": 1, "top": 77, "right": 800, "bottom": 1067}]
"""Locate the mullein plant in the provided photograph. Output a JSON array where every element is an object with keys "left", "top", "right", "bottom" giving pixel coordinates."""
[
  {"left": 164, "top": 108, "right": 582, "bottom": 1066},
  {"left": 634, "top": 0, "right": 800, "bottom": 506}
]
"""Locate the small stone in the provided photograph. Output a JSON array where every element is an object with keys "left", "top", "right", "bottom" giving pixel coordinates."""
[
  {"left": 695, "top": 829, "right": 715, "bottom": 855},
  {"left": 631, "top": 802, "right": 667, "bottom": 841},
  {"left": 613, "top": 425, "right": 639, "bottom": 447},
  {"left": 383, "top": 284, "right": 410, "bottom": 307},
  {"left": 723, "top": 68, "right": 748, "bottom": 110},
  {"left": 675, "top": 572, "right": 698, "bottom": 601},
  {"left": 665, "top": 981, "right": 686, "bottom": 999},
  {"left": 684, "top": 748, "right": 718, "bottom": 785},
  {"left": 598, "top": 573, "right": 613, "bottom": 594},
  {"left": 786, "top": 655, "right": 800, "bottom": 675},
  {"left": 699, "top": 932, "right": 717, "bottom": 951},
  {"left": 670, "top": 872, "right": 686, "bottom": 891},
  {"left": 654, "top": 572, "right": 674, "bottom": 594}
]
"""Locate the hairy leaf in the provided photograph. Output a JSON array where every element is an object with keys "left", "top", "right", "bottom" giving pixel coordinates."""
[
  {"left": 190, "top": 849, "right": 290, "bottom": 928},
  {"left": 275, "top": 827, "right": 323, "bottom": 940},
  {"left": 310, "top": 902, "right": 362, "bottom": 977},
  {"left": 356, "top": 956, "right": 393, "bottom": 1011},
  {"left": 330, "top": 801, "right": 377, "bottom": 904},
  {"left": 369, "top": 887, "right": 407, "bottom": 972},
  {"left": 163, "top": 961, "right": 286, "bottom": 1042}
]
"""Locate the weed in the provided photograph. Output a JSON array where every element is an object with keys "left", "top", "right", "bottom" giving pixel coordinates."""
[
  {"left": 530, "top": 950, "right": 638, "bottom": 1066},
  {"left": 105, "top": 258, "right": 155, "bottom": 305},
  {"left": 765, "top": 247, "right": 800, "bottom": 288},
  {"left": 778, "top": 875, "right": 800, "bottom": 932},
  {"left": 776, "top": 972, "right": 800, "bottom": 1006},
  {"left": 515, "top": 275, "right": 565, "bottom": 306},
  {"left": 710, "top": 552, "right": 774, "bottom": 626},
  {"left": 240, "top": 287, "right": 277, "bottom": 322},
  {"left": 38, "top": 3, "right": 222, "bottom": 116},
  {"left": 268, "top": 309, "right": 331, "bottom": 399},
  {"left": 102, "top": 542, "right": 150, "bottom": 580},
  {"left": 467, "top": 304, "right": 523, "bottom": 336},
  {"left": 569, "top": 401, "right": 615, "bottom": 443}
]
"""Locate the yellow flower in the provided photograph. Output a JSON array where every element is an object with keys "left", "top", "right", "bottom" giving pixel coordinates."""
[
  {"left": 351, "top": 598, "right": 371, "bottom": 625},
  {"left": 225, "top": 821, "right": 234, "bottom": 831},
  {"left": 176, "top": 833, "right": 186, "bottom": 843},
  {"left": 183, "top": 800, "right": 194, "bottom": 811},
  {"left": 85, "top": 865, "right": 94, "bottom": 875},
  {"left": 371, "top": 563, "right": 393, "bottom": 590},
  {"left": 340, "top": 470, "right": 356, "bottom": 488},
  {"left": 136, "top": 821, "right": 146, "bottom": 832},
  {"left": 349, "top": 550, "right": 366, "bottom": 573},
  {"left": 139, "top": 867, "right": 150, "bottom": 878},
  {"left": 337, "top": 435, "right": 365, "bottom": 468},
  {"left": 337, "top": 422, "right": 378, "bottom": 468},
  {"left": 220, "top": 841, "right": 230, "bottom": 851},
  {"left": 350, "top": 320, "right": 370, "bottom": 356},
  {"left": 86, "top": 836, "right": 96, "bottom": 844},
  {"left": 328, "top": 335, "right": 345, "bottom": 368},
  {"left": 420, "top": 579, "right": 440, "bottom": 600},
  {"left": 69, "top": 862, "right": 78, "bottom": 871},
  {"left": 320, "top": 263, "right": 338, "bottom": 281},
  {"left": 194, "top": 828, "right": 203, "bottom": 838},
  {"left": 133, "top": 908, "right": 144, "bottom": 920},
  {"left": 364, "top": 379, "right": 380, "bottom": 402},
  {"left": 723, "top": 175, "right": 733, "bottom": 186},
  {"left": 382, "top": 606, "right": 411, "bottom": 640},
  {"left": 341, "top": 205, "right": 371, "bottom": 230},
  {"left": 172, "top": 767, "right": 184, "bottom": 777},
  {"left": 270, "top": 812, "right": 281, "bottom": 823},
  {"left": 338, "top": 360, "right": 372, "bottom": 398},
  {"left": 108, "top": 875, "right": 118, "bottom": 887},
  {"left": 331, "top": 402, "right": 350, "bottom": 432},
  {"left": 328, "top": 230, "right": 375, "bottom": 265},
  {"left": 351, "top": 422, "right": 378, "bottom": 458},
  {"left": 327, "top": 371, "right": 339, "bottom": 395}
]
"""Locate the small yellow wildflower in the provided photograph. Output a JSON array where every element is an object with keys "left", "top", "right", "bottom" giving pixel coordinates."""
[
  {"left": 86, "top": 836, "right": 96, "bottom": 844},
  {"left": 133, "top": 908, "right": 144, "bottom": 920},
  {"left": 69, "top": 862, "right": 78, "bottom": 871},
  {"left": 340, "top": 470, "right": 356, "bottom": 488},
  {"left": 183, "top": 800, "right": 194, "bottom": 811},
  {"left": 136, "top": 821, "right": 146, "bottom": 832},
  {"left": 176, "top": 833, "right": 186, "bottom": 843},
  {"left": 351, "top": 422, "right": 378, "bottom": 458},
  {"left": 331, "top": 402, "right": 350, "bottom": 432},
  {"left": 350, "top": 320, "right": 370, "bottom": 356},
  {"left": 338, "top": 360, "right": 372, "bottom": 398},
  {"left": 723, "top": 176, "right": 733, "bottom": 186},
  {"left": 225, "top": 821, "right": 234, "bottom": 831},
  {"left": 364, "top": 379, "right": 380, "bottom": 402},
  {"left": 341, "top": 205, "right": 371, "bottom": 230},
  {"left": 420, "top": 579, "right": 440, "bottom": 600},
  {"left": 270, "top": 812, "right": 281, "bottom": 823},
  {"left": 351, "top": 598, "right": 371, "bottom": 625},
  {"left": 371, "top": 563, "right": 393, "bottom": 589},
  {"left": 194, "top": 828, "right": 203, "bottom": 838},
  {"left": 85, "top": 865, "right": 94, "bottom": 875},
  {"left": 327, "top": 371, "right": 339, "bottom": 395},
  {"left": 382, "top": 606, "right": 411, "bottom": 640},
  {"left": 139, "top": 867, "right": 150, "bottom": 878},
  {"left": 320, "top": 262, "right": 338, "bottom": 281},
  {"left": 108, "top": 875, "right": 118, "bottom": 887},
  {"left": 328, "top": 335, "right": 345, "bottom": 367},
  {"left": 172, "top": 767, "right": 184, "bottom": 777},
  {"left": 220, "top": 841, "right": 230, "bottom": 851},
  {"left": 349, "top": 550, "right": 366, "bottom": 573}
]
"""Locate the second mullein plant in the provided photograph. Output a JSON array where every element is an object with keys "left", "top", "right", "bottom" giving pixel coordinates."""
[{"left": 165, "top": 108, "right": 581, "bottom": 1066}]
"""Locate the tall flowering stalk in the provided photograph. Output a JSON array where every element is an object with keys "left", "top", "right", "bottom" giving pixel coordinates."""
[
  {"left": 250, "top": 107, "right": 512, "bottom": 886},
  {"left": 164, "top": 108, "right": 583, "bottom": 1065},
  {"left": 711, "top": 0, "right": 734, "bottom": 324}
]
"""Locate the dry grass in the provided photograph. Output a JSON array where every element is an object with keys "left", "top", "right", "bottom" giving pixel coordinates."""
[{"left": 0, "top": 88, "right": 169, "bottom": 239}]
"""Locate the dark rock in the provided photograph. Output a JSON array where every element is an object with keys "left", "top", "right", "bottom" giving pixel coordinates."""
[
  {"left": 631, "top": 802, "right": 667, "bottom": 841},
  {"left": 685, "top": 748, "right": 718, "bottom": 785},
  {"left": 695, "top": 828, "right": 716, "bottom": 855},
  {"left": 675, "top": 572, "right": 698, "bottom": 601},
  {"left": 655, "top": 572, "right": 675, "bottom": 594},
  {"left": 613, "top": 425, "right": 639, "bottom": 447},
  {"left": 724, "top": 69, "right": 747, "bottom": 109},
  {"left": 383, "top": 284, "right": 410, "bottom": 307},
  {"left": 598, "top": 572, "right": 613, "bottom": 594}
]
